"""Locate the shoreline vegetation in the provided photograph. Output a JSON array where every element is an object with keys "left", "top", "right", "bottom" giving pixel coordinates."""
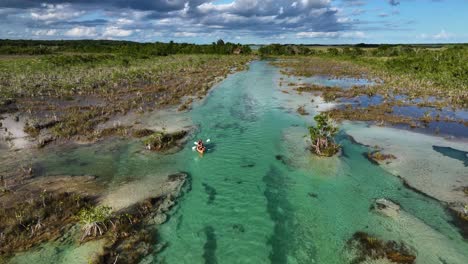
[
  {"left": 0, "top": 172, "right": 189, "bottom": 262},
  {"left": 264, "top": 45, "right": 467, "bottom": 130},
  {"left": 0, "top": 39, "right": 251, "bottom": 262},
  {"left": 0, "top": 40, "right": 253, "bottom": 149}
]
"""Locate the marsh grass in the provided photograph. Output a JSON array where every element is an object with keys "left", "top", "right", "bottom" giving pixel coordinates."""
[
  {"left": 275, "top": 54, "right": 468, "bottom": 130},
  {"left": 0, "top": 192, "right": 92, "bottom": 256},
  {"left": 272, "top": 45, "right": 468, "bottom": 108},
  {"left": 1, "top": 54, "right": 252, "bottom": 141}
]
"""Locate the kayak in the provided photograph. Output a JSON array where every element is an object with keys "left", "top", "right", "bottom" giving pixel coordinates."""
[{"left": 193, "top": 139, "right": 210, "bottom": 154}]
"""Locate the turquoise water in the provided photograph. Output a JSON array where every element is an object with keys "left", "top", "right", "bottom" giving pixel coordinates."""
[
  {"left": 9, "top": 61, "right": 468, "bottom": 263},
  {"left": 149, "top": 61, "right": 468, "bottom": 263}
]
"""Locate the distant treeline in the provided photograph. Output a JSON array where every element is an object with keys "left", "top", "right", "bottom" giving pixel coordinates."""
[
  {"left": 258, "top": 43, "right": 467, "bottom": 57},
  {"left": 0, "top": 39, "right": 252, "bottom": 56}
]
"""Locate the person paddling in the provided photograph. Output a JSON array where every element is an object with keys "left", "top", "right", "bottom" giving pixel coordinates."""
[
  {"left": 196, "top": 139, "right": 206, "bottom": 154},
  {"left": 196, "top": 139, "right": 204, "bottom": 148}
]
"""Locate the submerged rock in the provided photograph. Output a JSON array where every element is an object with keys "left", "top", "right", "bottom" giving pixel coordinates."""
[
  {"left": 447, "top": 205, "right": 468, "bottom": 239},
  {"left": 366, "top": 151, "right": 396, "bottom": 164},
  {"left": 96, "top": 172, "right": 190, "bottom": 264},
  {"left": 347, "top": 232, "right": 416, "bottom": 264},
  {"left": 152, "top": 213, "right": 168, "bottom": 225},
  {"left": 371, "top": 198, "right": 401, "bottom": 218}
]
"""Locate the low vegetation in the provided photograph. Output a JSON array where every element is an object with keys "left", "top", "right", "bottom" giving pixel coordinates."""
[
  {"left": 143, "top": 130, "right": 188, "bottom": 151},
  {"left": 268, "top": 44, "right": 468, "bottom": 131},
  {"left": 269, "top": 44, "right": 467, "bottom": 107},
  {"left": 0, "top": 40, "right": 253, "bottom": 144}
]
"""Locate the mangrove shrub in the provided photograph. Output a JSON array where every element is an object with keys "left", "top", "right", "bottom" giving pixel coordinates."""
[{"left": 309, "top": 113, "right": 340, "bottom": 157}]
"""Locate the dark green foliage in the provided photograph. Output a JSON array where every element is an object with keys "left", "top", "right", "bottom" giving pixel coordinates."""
[
  {"left": 258, "top": 44, "right": 316, "bottom": 56},
  {"left": 382, "top": 46, "right": 468, "bottom": 89},
  {"left": 0, "top": 39, "right": 252, "bottom": 56}
]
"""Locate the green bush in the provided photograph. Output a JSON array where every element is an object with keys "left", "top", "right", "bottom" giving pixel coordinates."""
[{"left": 308, "top": 113, "right": 340, "bottom": 157}]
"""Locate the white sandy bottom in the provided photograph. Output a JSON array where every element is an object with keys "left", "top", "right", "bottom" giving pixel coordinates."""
[{"left": 345, "top": 122, "right": 468, "bottom": 207}]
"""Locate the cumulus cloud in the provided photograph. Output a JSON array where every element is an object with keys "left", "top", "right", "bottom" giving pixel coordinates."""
[
  {"left": 173, "top": 32, "right": 200, "bottom": 37},
  {"left": 0, "top": 0, "right": 380, "bottom": 42},
  {"left": 65, "top": 26, "right": 97, "bottom": 37},
  {"left": 30, "top": 3, "right": 85, "bottom": 21},
  {"left": 296, "top": 31, "right": 366, "bottom": 39},
  {"left": 103, "top": 26, "right": 133, "bottom": 37},
  {"left": 33, "top": 29, "right": 57, "bottom": 36},
  {"left": 418, "top": 30, "right": 454, "bottom": 41},
  {"left": 433, "top": 29, "right": 452, "bottom": 40}
]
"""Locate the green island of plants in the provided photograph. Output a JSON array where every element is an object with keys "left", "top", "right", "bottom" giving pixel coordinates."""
[
  {"left": 143, "top": 130, "right": 188, "bottom": 151},
  {"left": 77, "top": 205, "right": 113, "bottom": 241},
  {"left": 308, "top": 113, "right": 340, "bottom": 157}
]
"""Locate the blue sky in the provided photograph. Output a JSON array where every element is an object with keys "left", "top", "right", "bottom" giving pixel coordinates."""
[{"left": 0, "top": 0, "right": 466, "bottom": 44}]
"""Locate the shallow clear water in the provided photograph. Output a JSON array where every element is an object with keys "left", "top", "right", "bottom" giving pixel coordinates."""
[
  {"left": 150, "top": 61, "right": 468, "bottom": 263},
  {"left": 9, "top": 61, "right": 468, "bottom": 264}
]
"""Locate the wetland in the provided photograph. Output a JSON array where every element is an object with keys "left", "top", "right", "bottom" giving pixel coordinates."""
[{"left": 1, "top": 41, "right": 467, "bottom": 264}]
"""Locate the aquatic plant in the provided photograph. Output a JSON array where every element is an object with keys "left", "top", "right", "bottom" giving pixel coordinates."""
[
  {"left": 347, "top": 232, "right": 416, "bottom": 264},
  {"left": 308, "top": 113, "right": 340, "bottom": 157},
  {"left": 143, "top": 130, "right": 187, "bottom": 151},
  {"left": 77, "top": 205, "right": 113, "bottom": 241}
]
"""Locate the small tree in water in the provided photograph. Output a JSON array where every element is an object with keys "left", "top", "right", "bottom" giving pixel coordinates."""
[
  {"left": 309, "top": 113, "right": 340, "bottom": 157},
  {"left": 78, "top": 205, "right": 113, "bottom": 241}
]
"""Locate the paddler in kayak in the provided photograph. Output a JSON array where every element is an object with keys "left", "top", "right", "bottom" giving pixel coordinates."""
[{"left": 196, "top": 139, "right": 206, "bottom": 154}]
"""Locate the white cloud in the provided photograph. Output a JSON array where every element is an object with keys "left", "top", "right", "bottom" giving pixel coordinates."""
[
  {"left": 103, "top": 26, "right": 134, "bottom": 37},
  {"left": 65, "top": 26, "right": 98, "bottom": 37},
  {"left": 296, "top": 31, "right": 339, "bottom": 38},
  {"left": 341, "top": 31, "right": 366, "bottom": 38},
  {"left": 174, "top": 32, "right": 200, "bottom": 37},
  {"left": 433, "top": 29, "right": 452, "bottom": 40},
  {"left": 33, "top": 29, "right": 57, "bottom": 36},
  {"left": 116, "top": 18, "right": 134, "bottom": 25},
  {"left": 30, "top": 4, "right": 85, "bottom": 22},
  {"left": 418, "top": 29, "right": 454, "bottom": 41},
  {"left": 0, "top": 0, "right": 357, "bottom": 42},
  {"left": 296, "top": 31, "right": 366, "bottom": 39}
]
